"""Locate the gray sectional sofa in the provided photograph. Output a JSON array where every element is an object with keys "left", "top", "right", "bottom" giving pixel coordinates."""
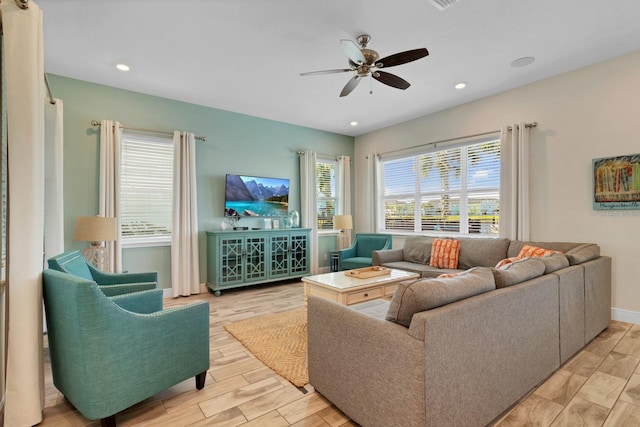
[{"left": 307, "top": 236, "right": 611, "bottom": 427}]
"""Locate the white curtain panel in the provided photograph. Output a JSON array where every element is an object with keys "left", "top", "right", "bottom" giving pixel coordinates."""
[
  {"left": 299, "top": 151, "right": 318, "bottom": 274},
  {"left": 44, "top": 99, "right": 65, "bottom": 263},
  {"left": 2, "top": 1, "right": 46, "bottom": 424},
  {"left": 171, "top": 131, "right": 200, "bottom": 296},
  {"left": 365, "top": 153, "right": 380, "bottom": 233},
  {"left": 499, "top": 122, "right": 531, "bottom": 240},
  {"left": 337, "top": 155, "right": 352, "bottom": 242},
  {"left": 99, "top": 120, "right": 123, "bottom": 272}
]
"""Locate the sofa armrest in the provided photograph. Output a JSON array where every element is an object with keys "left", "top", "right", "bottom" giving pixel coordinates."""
[
  {"left": 109, "top": 289, "right": 164, "bottom": 314},
  {"left": 338, "top": 246, "right": 357, "bottom": 260},
  {"left": 372, "top": 248, "right": 404, "bottom": 265},
  {"left": 307, "top": 296, "right": 425, "bottom": 427},
  {"left": 98, "top": 282, "right": 157, "bottom": 297},
  {"left": 88, "top": 264, "right": 158, "bottom": 286}
]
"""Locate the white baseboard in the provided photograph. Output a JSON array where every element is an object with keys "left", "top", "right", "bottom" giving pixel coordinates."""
[
  {"left": 611, "top": 307, "right": 640, "bottom": 324},
  {"left": 161, "top": 284, "right": 208, "bottom": 298}
]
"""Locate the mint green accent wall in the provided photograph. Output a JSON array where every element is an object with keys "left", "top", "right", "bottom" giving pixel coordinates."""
[
  {"left": 49, "top": 75, "right": 353, "bottom": 289},
  {"left": 317, "top": 233, "right": 338, "bottom": 269}
]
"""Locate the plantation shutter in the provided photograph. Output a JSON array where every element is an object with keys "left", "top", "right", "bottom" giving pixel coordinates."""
[
  {"left": 316, "top": 159, "right": 336, "bottom": 229},
  {"left": 120, "top": 132, "right": 173, "bottom": 242},
  {"left": 382, "top": 157, "right": 417, "bottom": 231}
]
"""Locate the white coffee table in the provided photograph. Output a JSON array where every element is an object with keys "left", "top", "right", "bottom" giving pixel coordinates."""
[{"left": 302, "top": 268, "right": 420, "bottom": 306}]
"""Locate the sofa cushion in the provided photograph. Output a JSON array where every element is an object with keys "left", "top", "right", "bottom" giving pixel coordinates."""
[
  {"left": 341, "top": 257, "right": 373, "bottom": 270},
  {"left": 458, "top": 238, "right": 510, "bottom": 270},
  {"left": 429, "top": 239, "right": 460, "bottom": 269},
  {"left": 491, "top": 257, "right": 546, "bottom": 288},
  {"left": 565, "top": 243, "right": 600, "bottom": 265},
  {"left": 540, "top": 252, "right": 570, "bottom": 273},
  {"left": 386, "top": 267, "right": 495, "bottom": 327},
  {"left": 496, "top": 251, "right": 569, "bottom": 274},
  {"left": 380, "top": 261, "right": 463, "bottom": 278},
  {"left": 402, "top": 236, "right": 432, "bottom": 265}
]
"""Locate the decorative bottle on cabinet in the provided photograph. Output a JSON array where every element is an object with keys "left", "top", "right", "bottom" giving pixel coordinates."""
[{"left": 289, "top": 210, "right": 300, "bottom": 228}]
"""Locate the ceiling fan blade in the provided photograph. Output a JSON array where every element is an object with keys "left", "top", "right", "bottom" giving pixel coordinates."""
[
  {"left": 372, "top": 71, "right": 411, "bottom": 90},
  {"left": 341, "top": 39, "right": 366, "bottom": 64},
  {"left": 300, "top": 69, "right": 353, "bottom": 76},
  {"left": 339, "top": 75, "right": 362, "bottom": 97},
  {"left": 375, "top": 48, "right": 429, "bottom": 68}
]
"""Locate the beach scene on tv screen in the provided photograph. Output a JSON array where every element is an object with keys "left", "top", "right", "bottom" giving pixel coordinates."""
[{"left": 225, "top": 174, "right": 289, "bottom": 217}]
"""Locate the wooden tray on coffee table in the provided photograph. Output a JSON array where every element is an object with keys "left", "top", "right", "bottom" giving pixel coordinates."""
[{"left": 344, "top": 266, "right": 391, "bottom": 279}]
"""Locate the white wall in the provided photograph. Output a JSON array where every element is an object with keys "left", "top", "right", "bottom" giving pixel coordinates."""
[{"left": 355, "top": 50, "right": 640, "bottom": 316}]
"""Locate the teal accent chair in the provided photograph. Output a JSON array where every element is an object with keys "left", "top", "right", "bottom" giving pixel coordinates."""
[
  {"left": 48, "top": 250, "right": 157, "bottom": 296},
  {"left": 338, "top": 233, "right": 393, "bottom": 270},
  {"left": 42, "top": 269, "right": 210, "bottom": 426}
]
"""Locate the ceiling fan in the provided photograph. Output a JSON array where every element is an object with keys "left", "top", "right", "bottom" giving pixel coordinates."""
[{"left": 300, "top": 34, "right": 429, "bottom": 97}]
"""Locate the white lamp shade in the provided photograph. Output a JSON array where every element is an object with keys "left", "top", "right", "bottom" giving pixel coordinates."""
[
  {"left": 75, "top": 216, "right": 118, "bottom": 242},
  {"left": 333, "top": 214, "right": 353, "bottom": 230}
]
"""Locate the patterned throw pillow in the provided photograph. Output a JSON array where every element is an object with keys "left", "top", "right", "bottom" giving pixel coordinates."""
[
  {"left": 437, "top": 272, "right": 460, "bottom": 278},
  {"left": 429, "top": 238, "right": 461, "bottom": 269},
  {"left": 495, "top": 257, "right": 521, "bottom": 269},
  {"left": 517, "top": 244, "right": 559, "bottom": 258}
]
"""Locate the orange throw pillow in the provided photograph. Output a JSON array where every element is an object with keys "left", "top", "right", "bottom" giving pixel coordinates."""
[
  {"left": 517, "top": 244, "right": 559, "bottom": 258},
  {"left": 495, "top": 257, "right": 520, "bottom": 269},
  {"left": 430, "top": 238, "right": 461, "bottom": 269},
  {"left": 437, "top": 272, "right": 461, "bottom": 278}
]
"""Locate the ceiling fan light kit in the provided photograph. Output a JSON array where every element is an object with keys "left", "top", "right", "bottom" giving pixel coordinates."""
[{"left": 301, "top": 34, "right": 429, "bottom": 97}]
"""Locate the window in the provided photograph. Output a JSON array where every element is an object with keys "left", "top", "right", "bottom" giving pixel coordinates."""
[
  {"left": 120, "top": 132, "right": 173, "bottom": 246},
  {"left": 379, "top": 135, "right": 501, "bottom": 235},
  {"left": 316, "top": 158, "right": 337, "bottom": 230}
]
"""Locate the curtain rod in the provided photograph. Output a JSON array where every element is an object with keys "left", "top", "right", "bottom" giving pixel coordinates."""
[
  {"left": 91, "top": 120, "right": 207, "bottom": 142},
  {"left": 380, "top": 121, "right": 538, "bottom": 157},
  {"left": 15, "top": 0, "right": 29, "bottom": 9},
  {"left": 297, "top": 150, "right": 347, "bottom": 161},
  {"left": 44, "top": 73, "right": 55, "bottom": 105}
]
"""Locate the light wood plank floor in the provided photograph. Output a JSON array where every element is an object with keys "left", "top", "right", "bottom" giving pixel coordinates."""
[{"left": 41, "top": 281, "right": 640, "bottom": 426}]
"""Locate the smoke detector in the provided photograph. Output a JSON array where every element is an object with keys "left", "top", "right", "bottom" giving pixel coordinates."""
[{"left": 428, "top": 0, "right": 459, "bottom": 11}]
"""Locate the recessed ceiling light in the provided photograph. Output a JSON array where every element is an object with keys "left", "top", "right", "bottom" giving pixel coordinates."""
[
  {"left": 116, "top": 63, "right": 130, "bottom": 71},
  {"left": 454, "top": 82, "right": 466, "bottom": 90},
  {"left": 350, "top": 121, "right": 358, "bottom": 126},
  {"left": 510, "top": 57, "right": 535, "bottom": 68}
]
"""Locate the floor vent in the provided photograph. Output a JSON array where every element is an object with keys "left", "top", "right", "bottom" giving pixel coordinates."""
[{"left": 428, "top": 0, "right": 459, "bottom": 11}]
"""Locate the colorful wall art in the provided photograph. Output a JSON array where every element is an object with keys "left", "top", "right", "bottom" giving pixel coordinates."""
[{"left": 593, "top": 153, "right": 640, "bottom": 210}]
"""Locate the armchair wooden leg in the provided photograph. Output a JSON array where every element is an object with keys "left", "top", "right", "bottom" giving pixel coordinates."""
[
  {"left": 196, "top": 371, "right": 207, "bottom": 390},
  {"left": 101, "top": 415, "right": 116, "bottom": 427}
]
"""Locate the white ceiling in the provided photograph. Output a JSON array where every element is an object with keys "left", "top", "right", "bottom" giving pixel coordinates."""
[{"left": 38, "top": 0, "right": 640, "bottom": 137}]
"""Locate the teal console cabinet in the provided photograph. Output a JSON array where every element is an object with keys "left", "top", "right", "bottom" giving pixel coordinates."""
[{"left": 206, "top": 228, "right": 310, "bottom": 296}]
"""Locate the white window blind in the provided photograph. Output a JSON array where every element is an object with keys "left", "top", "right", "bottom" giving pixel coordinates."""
[
  {"left": 120, "top": 132, "right": 173, "bottom": 245},
  {"left": 379, "top": 137, "right": 501, "bottom": 235},
  {"left": 316, "top": 158, "right": 337, "bottom": 230}
]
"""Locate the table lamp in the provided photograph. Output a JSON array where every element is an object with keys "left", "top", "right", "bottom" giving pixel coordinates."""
[
  {"left": 75, "top": 216, "right": 117, "bottom": 271},
  {"left": 333, "top": 214, "right": 353, "bottom": 250}
]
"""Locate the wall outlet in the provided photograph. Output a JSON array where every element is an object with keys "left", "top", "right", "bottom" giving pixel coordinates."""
[{"left": 323, "top": 253, "right": 328, "bottom": 261}]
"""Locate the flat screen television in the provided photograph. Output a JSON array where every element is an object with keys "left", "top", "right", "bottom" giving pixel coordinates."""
[{"left": 224, "top": 174, "right": 289, "bottom": 217}]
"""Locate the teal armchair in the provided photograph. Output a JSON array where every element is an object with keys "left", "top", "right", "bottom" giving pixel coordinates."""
[
  {"left": 48, "top": 250, "right": 157, "bottom": 296},
  {"left": 42, "top": 269, "right": 210, "bottom": 426},
  {"left": 338, "top": 233, "right": 393, "bottom": 270}
]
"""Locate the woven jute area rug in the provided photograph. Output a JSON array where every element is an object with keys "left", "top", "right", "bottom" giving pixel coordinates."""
[{"left": 224, "top": 308, "right": 308, "bottom": 387}]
